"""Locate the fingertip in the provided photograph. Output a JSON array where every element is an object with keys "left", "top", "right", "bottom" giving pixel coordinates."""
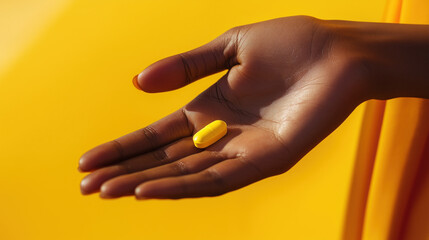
[
  {"left": 135, "top": 183, "right": 153, "bottom": 199},
  {"left": 80, "top": 177, "right": 93, "bottom": 195},
  {"left": 99, "top": 177, "right": 132, "bottom": 199},
  {"left": 134, "top": 184, "right": 145, "bottom": 197},
  {"left": 137, "top": 56, "right": 188, "bottom": 93},
  {"left": 78, "top": 143, "right": 121, "bottom": 172},
  {"left": 99, "top": 183, "right": 118, "bottom": 199},
  {"left": 78, "top": 149, "right": 97, "bottom": 172},
  {"left": 78, "top": 156, "right": 89, "bottom": 172},
  {"left": 135, "top": 37, "right": 230, "bottom": 93},
  {"left": 132, "top": 74, "right": 142, "bottom": 91},
  {"left": 135, "top": 180, "right": 172, "bottom": 199},
  {"left": 81, "top": 166, "right": 127, "bottom": 196}
]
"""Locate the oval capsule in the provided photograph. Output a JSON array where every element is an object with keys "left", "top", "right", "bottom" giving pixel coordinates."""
[{"left": 193, "top": 120, "right": 227, "bottom": 148}]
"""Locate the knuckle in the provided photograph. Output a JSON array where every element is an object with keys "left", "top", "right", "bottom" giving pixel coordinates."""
[
  {"left": 140, "top": 126, "right": 159, "bottom": 149},
  {"left": 151, "top": 149, "right": 169, "bottom": 164},
  {"left": 111, "top": 139, "right": 125, "bottom": 160},
  {"left": 179, "top": 53, "right": 195, "bottom": 84},
  {"left": 208, "top": 150, "right": 226, "bottom": 160},
  {"left": 224, "top": 26, "right": 240, "bottom": 36},
  {"left": 170, "top": 160, "right": 190, "bottom": 175},
  {"left": 222, "top": 28, "right": 242, "bottom": 68}
]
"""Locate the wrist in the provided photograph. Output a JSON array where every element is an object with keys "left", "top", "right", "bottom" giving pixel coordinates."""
[{"left": 325, "top": 20, "right": 429, "bottom": 101}]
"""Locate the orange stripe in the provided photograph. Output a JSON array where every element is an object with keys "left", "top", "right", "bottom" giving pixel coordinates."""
[
  {"left": 342, "top": 100, "right": 386, "bottom": 240},
  {"left": 361, "top": 0, "right": 429, "bottom": 238},
  {"left": 382, "top": 0, "right": 403, "bottom": 23},
  {"left": 342, "top": 0, "right": 402, "bottom": 238},
  {"left": 398, "top": 133, "right": 429, "bottom": 239}
]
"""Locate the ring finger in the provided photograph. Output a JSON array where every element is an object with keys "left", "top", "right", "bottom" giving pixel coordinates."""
[{"left": 98, "top": 150, "right": 227, "bottom": 198}]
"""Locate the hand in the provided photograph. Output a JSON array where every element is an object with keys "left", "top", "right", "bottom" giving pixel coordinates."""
[{"left": 78, "top": 16, "right": 428, "bottom": 199}]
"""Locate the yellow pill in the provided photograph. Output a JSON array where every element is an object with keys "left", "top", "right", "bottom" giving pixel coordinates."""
[{"left": 193, "top": 120, "right": 227, "bottom": 149}]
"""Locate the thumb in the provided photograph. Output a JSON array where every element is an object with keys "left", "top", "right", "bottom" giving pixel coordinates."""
[{"left": 133, "top": 30, "right": 238, "bottom": 93}]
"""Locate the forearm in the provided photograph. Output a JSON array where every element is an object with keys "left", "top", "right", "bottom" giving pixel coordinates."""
[{"left": 326, "top": 20, "right": 429, "bottom": 100}]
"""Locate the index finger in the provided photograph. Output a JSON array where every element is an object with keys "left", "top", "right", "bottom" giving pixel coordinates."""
[{"left": 78, "top": 108, "right": 193, "bottom": 172}]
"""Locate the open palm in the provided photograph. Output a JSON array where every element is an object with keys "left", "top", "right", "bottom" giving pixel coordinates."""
[{"left": 79, "top": 16, "right": 367, "bottom": 199}]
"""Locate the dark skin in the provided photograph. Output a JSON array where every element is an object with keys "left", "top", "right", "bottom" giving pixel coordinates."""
[{"left": 78, "top": 16, "right": 429, "bottom": 199}]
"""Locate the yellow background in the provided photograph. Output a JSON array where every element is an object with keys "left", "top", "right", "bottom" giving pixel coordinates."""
[{"left": 0, "top": 0, "right": 385, "bottom": 239}]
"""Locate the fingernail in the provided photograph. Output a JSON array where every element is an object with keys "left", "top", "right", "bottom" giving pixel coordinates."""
[
  {"left": 78, "top": 157, "right": 87, "bottom": 172},
  {"left": 80, "top": 178, "right": 91, "bottom": 195},
  {"left": 132, "top": 74, "right": 142, "bottom": 90}
]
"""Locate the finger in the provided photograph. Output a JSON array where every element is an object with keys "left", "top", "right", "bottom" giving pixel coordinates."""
[
  {"left": 99, "top": 150, "right": 226, "bottom": 198},
  {"left": 135, "top": 156, "right": 266, "bottom": 199},
  {"left": 134, "top": 30, "right": 238, "bottom": 93},
  {"left": 80, "top": 137, "right": 198, "bottom": 195},
  {"left": 78, "top": 108, "right": 192, "bottom": 172}
]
